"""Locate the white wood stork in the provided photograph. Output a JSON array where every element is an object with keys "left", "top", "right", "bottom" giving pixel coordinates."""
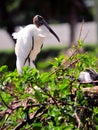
[{"left": 12, "top": 15, "right": 60, "bottom": 74}]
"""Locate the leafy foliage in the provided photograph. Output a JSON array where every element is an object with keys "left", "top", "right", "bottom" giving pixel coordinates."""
[{"left": 0, "top": 42, "right": 98, "bottom": 130}]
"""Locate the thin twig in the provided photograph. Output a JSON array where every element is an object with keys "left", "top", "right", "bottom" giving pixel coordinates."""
[
  {"left": 49, "top": 52, "right": 80, "bottom": 77},
  {"left": 0, "top": 95, "right": 13, "bottom": 110},
  {"left": 0, "top": 114, "right": 10, "bottom": 130},
  {"left": 78, "top": 19, "right": 89, "bottom": 42},
  {"left": 13, "top": 105, "right": 46, "bottom": 130},
  {"left": 80, "top": 80, "right": 98, "bottom": 84},
  {"left": 63, "top": 59, "right": 80, "bottom": 70},
  {"left": 74, "top": 97, "right": 81, "bottom": 129},
  {"left": 83, "top": 30, "right": 89, "bottom": 42},
  {"left": 78, "top": 20, "right": 84, "bottom": 40}
]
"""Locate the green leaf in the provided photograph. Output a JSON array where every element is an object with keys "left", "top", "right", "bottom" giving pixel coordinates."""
[
  {"left": 40, "top": 72, "right": 50, "bottom": 83},
  {"left": 33, "top": 123, "right": 42, "bottom": 128},
  {"left": 0, "top": 65, "right": 8, "bottom": 73}
]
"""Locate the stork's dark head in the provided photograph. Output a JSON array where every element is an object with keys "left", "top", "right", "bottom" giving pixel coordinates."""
[
  {"left": 33, "top": 15, "right": 60, "bottom": 42},
  {"left": 33, "top": 15, "right": 44, "bottom": 27}
]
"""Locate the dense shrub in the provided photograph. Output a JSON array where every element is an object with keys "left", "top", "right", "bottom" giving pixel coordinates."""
[{"left": 0, "top": 41, "right": 98, "bottom": 130}]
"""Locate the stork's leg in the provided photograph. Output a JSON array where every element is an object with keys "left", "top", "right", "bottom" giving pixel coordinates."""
[
  {"left": 30, "top": 60, "right": 36, "bottom": 68},
  {"left": 16, "top": 57, "right": 25, "bottom": 74},
  {"left": 24, "top": 58, "right": 30, "bottom": 66}
]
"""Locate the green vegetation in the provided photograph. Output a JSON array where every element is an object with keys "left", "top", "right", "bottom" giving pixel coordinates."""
[
  {"left": 0, "top": 41, "right": 98, "bottom": 129},
  {"left": 0, "top": 44, "right": 98, "bottom": 71}
]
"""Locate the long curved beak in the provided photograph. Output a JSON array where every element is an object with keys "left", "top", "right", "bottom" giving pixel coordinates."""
[{"left": 43, "top": 20, "right": 60, "bottom": 42}]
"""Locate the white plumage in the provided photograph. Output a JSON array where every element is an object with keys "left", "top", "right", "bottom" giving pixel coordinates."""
[
  {"left": 12, "top": 15, "right": 60, "bottom": 74},
  {"left": 78, "top": 69, "right": 98, "bottom": 83},
  {"left": 78, "top": 71, "right": 92, "bottom": 83}
]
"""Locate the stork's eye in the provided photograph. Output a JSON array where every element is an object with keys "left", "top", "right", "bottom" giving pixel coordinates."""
[
  {"left": 38, "top": 16, "right": 43, "bottom": 20},
  {"left": 38, "top": 16, "right": 44, "bottom": 25}
]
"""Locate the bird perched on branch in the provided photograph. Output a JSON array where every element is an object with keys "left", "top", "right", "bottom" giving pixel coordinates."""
[{"left": 12, "top": 15, "right": 60, "bottom": 74}]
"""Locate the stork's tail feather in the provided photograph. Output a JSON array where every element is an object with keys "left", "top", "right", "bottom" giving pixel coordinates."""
[
  {"left": 12, "top": 26, "right": 23, "bottom": 39},
  {"left": 12, "top": 33, "right": 18, "bottom": 39}
]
